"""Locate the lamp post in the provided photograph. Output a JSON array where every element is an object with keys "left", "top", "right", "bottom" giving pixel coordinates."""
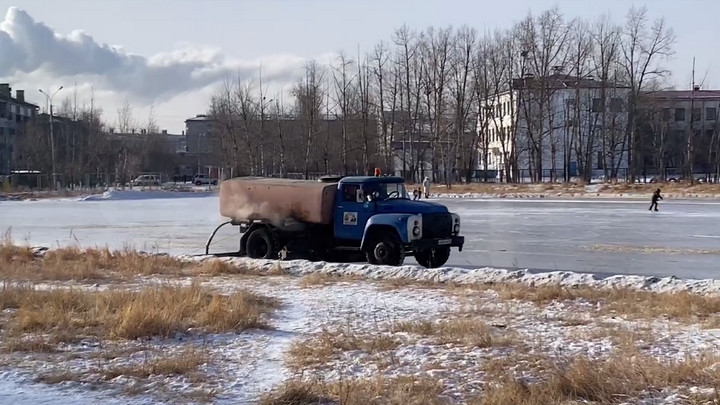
[
  {"left": 39, "top": 86, "right": 63, "bottom": 189},
  {"left": 259, "top": 97, "right": 273, "bottom": 177}
]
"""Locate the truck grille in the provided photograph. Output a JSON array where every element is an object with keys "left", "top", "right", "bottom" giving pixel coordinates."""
[{"left": 422, "top": 213, "right": 452, "bottom": 239}]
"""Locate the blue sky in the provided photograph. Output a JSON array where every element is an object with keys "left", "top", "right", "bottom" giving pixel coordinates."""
[{"left": 0, "top": 0, "right": 718, "bottom": 132}]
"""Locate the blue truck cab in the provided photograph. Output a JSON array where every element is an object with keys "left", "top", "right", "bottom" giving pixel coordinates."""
[{"left": 331, "top": 176, "right": 464, "bottom": 268}]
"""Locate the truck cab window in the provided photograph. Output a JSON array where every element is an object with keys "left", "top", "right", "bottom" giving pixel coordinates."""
[{"left": 343, "top": 185, "right": 360, "bottom": 202}]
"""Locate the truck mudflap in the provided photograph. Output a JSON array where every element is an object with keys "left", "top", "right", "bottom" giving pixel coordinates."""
[{"left": 411, "top": 236, "right": 464, "bottom": 252}]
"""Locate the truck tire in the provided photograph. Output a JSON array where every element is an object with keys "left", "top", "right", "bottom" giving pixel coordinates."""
[
  {"left": 365, "top": 231, "right": 405, "bottom": 266},
  {"left": 414, "top": 247, "right": 451, "bottom": 268},
  {"left": 246, "top": 228, "right": 279, "bottom": 260}
]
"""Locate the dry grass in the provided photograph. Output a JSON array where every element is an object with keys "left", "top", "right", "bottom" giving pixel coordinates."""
[
  {"left": 98, "top": 346, "right": 210, "bottom": 381},
  {"left": 472, "top": 353, "right": 720, "bottom": 405},
  {"left": 0, "top": 241, "right": 287, "bottom": 282},
  {"left": 35, "top": 347, "right": 215, "bottom": 402},
  {"left": 35, "top": 370, "right": 84, "bottom": 385},
  {"left": 1, "top": 337, "right": 58, "bottom": 353},
  {"left": 299, "top": 273, "right": 363, "bottom": 288},
  {"left": 0, "top": 283, "right": 278, "bottom": 343},
  {"left": 299, "top": 273, "right": 338, "bottom": 288},
  {"left": 422, "top": 181, "right": 720, "bottom": 197},
  {"left": 261, "top": 375, "right": 445, "bottom": 405},
  {"left": 193, "top": 259, "right": 288, "bottom": 277},
  {"left": 570, "top": 323, "right": 655, "bottom": 351},
  {"left": 0, "top": 243, "right": 190, "bottom": 281},
  {"left": 391, "top": 318, "right": 516, "bottom": 348},
  {"left": 490, "top": 283, "right": 720, "bottom": 322},
  {"left": 287, "top": 330, "right": 401, "bottom": 370}
]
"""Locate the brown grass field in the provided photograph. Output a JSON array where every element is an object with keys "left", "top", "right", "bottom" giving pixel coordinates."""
[{"left": 2, "top": 243, "right": 720, "bottom": 403}]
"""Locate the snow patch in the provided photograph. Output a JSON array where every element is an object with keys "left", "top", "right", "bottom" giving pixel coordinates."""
[
  {"left": 182, "top": 255, "right": 720, "bottom": 295},
  {"left": 81, "top": 189, "right": 216, "bottom": 201}
]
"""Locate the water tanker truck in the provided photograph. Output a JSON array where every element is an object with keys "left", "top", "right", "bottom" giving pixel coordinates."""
[{"left": 206, "top": 176, "right": 464, "bottom": 268}]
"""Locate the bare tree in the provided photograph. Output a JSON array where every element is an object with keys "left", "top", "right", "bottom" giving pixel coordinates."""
[
  {"left": 332, "top": 52, "right": 356, "bottom": 175},
  {"left": 516, "top": 8, "right": 572, "bottom": 182},
  {"left": 233, "top": 77, "right": 260, "bottom": 176},
  {"left": 372, "top": 41, "right": 395, "bottom": 173},
  {"left": 274, "top": 95, "right": 287, "bottom": 178},
  {"left": 447, "top": 26, "right": 477, "bottom": 186},
  {"left": 209, "top": 77, "right": 242, "bottom": 176},
  {"left": 394, "top": 25, "right": 424, "bottom": 181},
  {"left": 145, "top": 105, "right": 160, "bottom": 134},
  {"left": 116, "top": 100, "right": 137, "bottom": 133},
  {"left": 356, "top": 53, "right": 373, "bottom": 174},
  {"left": 620, "top": 6, "right": 675, "bottom": 182},
  {"left": 292, "top": 60, "right": 326, "bottom": 178}
]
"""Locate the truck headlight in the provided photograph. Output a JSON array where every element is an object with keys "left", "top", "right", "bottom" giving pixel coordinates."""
[
  {"left": 407, "top": 215, "right": 422, "bottom": 240},
  {"left": 451, "top": 214, "right": 460, "bottom": 234}
]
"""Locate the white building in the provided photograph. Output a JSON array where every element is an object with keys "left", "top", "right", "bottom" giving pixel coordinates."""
[{"left": 478, "top": 74, "right": 630, "bottom": 182}]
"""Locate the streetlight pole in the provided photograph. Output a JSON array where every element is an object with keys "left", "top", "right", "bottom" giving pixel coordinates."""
[
  {"left": 39, "top": 86, "right": 63, "bottom": 189},
  {"left": 260, "top": 97, "right": 273, "bottom": 177}
]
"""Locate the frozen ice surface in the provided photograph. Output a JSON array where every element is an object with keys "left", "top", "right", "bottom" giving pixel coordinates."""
[
  {"left": 2, "top": 194, "right": 719, "bottom": 278},
  {"left": 1, "top": 190, "right": 720, "bottom": 404}
]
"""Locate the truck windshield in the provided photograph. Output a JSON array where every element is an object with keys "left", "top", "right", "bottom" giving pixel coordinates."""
[{"left": 372, "top": 182, "right": 409, "bottom": 200}]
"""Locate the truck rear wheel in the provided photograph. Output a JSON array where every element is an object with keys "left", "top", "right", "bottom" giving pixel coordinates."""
[
  {"left": 414, "top": 247, "right": 451, "bottom": 268},
  {"left": 365, "top": 231, "right": 405, "bottom": 266},
  {"left": 246, "top": 228, "right": 279, "bottom": 260}
]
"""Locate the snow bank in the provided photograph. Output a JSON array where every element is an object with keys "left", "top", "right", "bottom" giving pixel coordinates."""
[
  {"left": 81, "top": 189, "right": 216, "bottom": 201},
  {"left": 182, "top": 255, "right": 720, "bottom": 295}
]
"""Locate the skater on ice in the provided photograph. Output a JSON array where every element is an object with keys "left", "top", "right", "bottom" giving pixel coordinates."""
[{"left": 649, "top": 188, "right": 663, "bottom": 211}]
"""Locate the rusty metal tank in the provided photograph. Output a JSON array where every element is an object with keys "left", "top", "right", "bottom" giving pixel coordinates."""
[{"left": 219, "top": 177, "right": 338, "bottom": 225}]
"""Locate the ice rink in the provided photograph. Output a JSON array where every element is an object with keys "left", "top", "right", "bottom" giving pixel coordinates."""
[{"left": 2, "top": 193, "right": 720, "bottom": 279}]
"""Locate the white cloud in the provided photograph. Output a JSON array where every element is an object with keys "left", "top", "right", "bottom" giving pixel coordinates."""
[{"left": 0, "top": 7, "right": 323, "bottom": 131}]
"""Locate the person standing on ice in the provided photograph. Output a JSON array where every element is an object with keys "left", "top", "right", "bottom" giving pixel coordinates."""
[
  {"left": 422, "top": 177, "right": 431, "bottom": 199},
  {"left": 649, "top": 188, "right": 663, "bottom": 211}
]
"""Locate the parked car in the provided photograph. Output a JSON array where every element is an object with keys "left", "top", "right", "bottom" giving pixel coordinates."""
[
  {"left": 131, "top": 174, "right": 161, "bottom": 187},
  {"left": 193, "top": 174, "right": 218, "bottom": 186}
]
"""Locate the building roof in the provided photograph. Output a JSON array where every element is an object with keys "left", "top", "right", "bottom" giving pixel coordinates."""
[
  {"left": 185, "top": 114, "right": 212, "bottom": 123},
  {"left": 644, "top": 90, "right": 720, "bottom": 101},
  {"left": 512, "top": 74, "right": 630, "bottom": 90},
  {"left": 0, "top": 94, "right": 39, "bottom": 109}
]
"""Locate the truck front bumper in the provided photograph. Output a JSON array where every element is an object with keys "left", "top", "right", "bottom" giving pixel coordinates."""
[{"left": 411, "top": 236, "right": 465, "bottom": 252}]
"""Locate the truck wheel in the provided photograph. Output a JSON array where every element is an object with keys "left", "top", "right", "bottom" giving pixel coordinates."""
[
  {"left": 415, "top": 247, "right": 451, "bottom": 268},
  {"left": 246, "top": 228, "right": 279, "bottom": 260},
  {"left": 365, "top": 231, "right": 405, "bottom": 266}
]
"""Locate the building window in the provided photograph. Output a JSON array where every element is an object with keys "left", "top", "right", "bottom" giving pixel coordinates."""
[
  {"left": 662, "top": 108, "right": 671, "bottom": 121},
  {"left": 609, "top": 98, "right": 623, "bottom": 113},
  {"left": 707, "top": 107, "right": 717, "bottom": 121},
  {"left": 592, "top": 98, "right": 603, "bottom": 113},
  {"left": 693, "top": 108, "right": 701, "bottom": 121},
  {"left": 675, "top": 108, "right": 685, "bottom": 122}
]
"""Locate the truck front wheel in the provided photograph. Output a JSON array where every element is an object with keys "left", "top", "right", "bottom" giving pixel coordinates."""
[
  {"left": 246, "top": 228, "right": 279, "bottom": 260},
  {"left": 365, "top": 231, "right": 405, "bottom": 266},
  {"left": 415, "top": 247, "right": 451, "bottom": 268}
]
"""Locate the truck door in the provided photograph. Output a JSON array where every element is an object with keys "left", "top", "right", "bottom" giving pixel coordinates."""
[{"left": 334, "top": 183, "right": 373, "bottom": 242}]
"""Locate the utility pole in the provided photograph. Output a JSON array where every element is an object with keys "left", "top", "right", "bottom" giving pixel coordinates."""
[
  {"left": 689, "top": 58, "right": 696, "bottom": 185},
  {"left": 39, "top": 86, "right": 64, "bottom": 189}
]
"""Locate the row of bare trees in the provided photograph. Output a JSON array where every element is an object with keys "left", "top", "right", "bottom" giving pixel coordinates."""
[
  {"left": 208, "top": 5, "right": 683, "bottom": 184},
  {"left": 15, "top": 93, "right": 182, "bottom": 188}
]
